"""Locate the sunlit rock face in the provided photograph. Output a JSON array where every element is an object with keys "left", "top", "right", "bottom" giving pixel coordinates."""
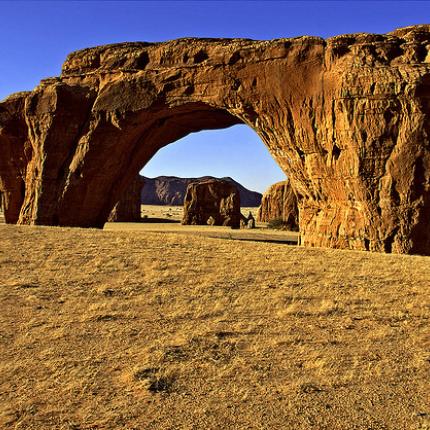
[
  {"left": 257, "top": 180, "right": 299, "bottom": 232},
  {"left": 1, "top": 25, "right": 430, "bottom": 254}
]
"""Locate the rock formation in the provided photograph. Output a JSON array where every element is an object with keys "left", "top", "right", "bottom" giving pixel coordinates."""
[
  {"left": 108, "top": 176, "right": 143, "bottom": 222},
  {"left": 0, "top": 93, "right": 32, "bottom": 224},
  {"left": 141, "top": 175, "right": 262, "bottom": 206},
  {"left": 1, "top": 25, "right": 430, "bottom": 253},
  {"left": 182, "top": 179, "right": 241, "bottom": 228},
  {"left": 257, "top": 180, "right": 299, "bottom": 231}
]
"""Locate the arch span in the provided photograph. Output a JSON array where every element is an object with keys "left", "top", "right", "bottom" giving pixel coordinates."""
[{"left": 1, "top": 26, "right": 430, "bottom": 254}]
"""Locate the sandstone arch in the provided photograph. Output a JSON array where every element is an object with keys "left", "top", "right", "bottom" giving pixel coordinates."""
[{"left": 1, "top": 25, "right": 430, "bottom": 254}]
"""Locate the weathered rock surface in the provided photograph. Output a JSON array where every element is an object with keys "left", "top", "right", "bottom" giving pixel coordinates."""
[
  {"left": 1, "top": 25, "right": 430, "bottom": 253},
  {"left": 108, "top": 176, "right": 143, "bottom": 222},
  {"left": 257, "top": 180, "right": 299, "bottom": 231},
  {"left": 0, "top": 92, "right": 32, "bottom": 223},
  {"left": 182, "top": 179, "right": 241, "bottom": 228},
  {"left": 141, "top": 175, "right": 262, "bottom": 206}
]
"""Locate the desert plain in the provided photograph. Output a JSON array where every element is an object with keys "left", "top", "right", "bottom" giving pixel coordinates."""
[{"left": 0, "top": 205, "right": 429, "bottom": 429}]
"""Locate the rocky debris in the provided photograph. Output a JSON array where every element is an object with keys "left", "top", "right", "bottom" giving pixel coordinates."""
[
  {"left": 1, "top": 26, "right": 430, "bottom": 253},
  {"left": 240, "top": 211, "right": 255, "bottom": 228},
  {"left": 257, "top": 180, "right": 299, "bottom": 231},
  {"left": 245, "top": 211, "right": 256, "bottom": 229},
  {"left": 108, "top": 176, "right": 143, "bottom": 222},
  {"left": 140, "top": 175, "right": 261, "bottom": 206},
  {"left": 182, "top": 179, "right": 241, "bottom": 228}
]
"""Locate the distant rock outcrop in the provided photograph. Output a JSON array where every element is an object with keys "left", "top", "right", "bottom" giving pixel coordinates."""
[
  {"left": 182, "top": 179, "right": 241, "bottom": 228},
  {"left": 257, "top": 180, "right": 299, "bottom": 231},
  {"left": 141, "top": 176, "right": 261, "bottom": 207}
]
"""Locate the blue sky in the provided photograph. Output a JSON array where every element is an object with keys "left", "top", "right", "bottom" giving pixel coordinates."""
[{"left": 1, "top": 1, "right": 429, "bottom": 192}]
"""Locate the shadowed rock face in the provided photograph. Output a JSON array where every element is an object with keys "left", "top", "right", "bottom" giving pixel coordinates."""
[
  {"left": 108, "top": 176, "right": 144, "bottom": 222},
  {"left": 182, "top": 179, "right": 241, "bottom": 228},
  {"left": 257, "top": 180, "right": 299, "bottom": 231},
  {"left": 0, "top": 93, "right": 32, "bottom": 223},
  {"left": 1, "top": 25, "right": 430, "bottom": 253}
]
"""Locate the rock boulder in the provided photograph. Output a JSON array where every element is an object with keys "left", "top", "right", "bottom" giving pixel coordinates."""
[
  {"left": 182, "top": 179, "right": 241, "bottom": 228},
  {"left": 257, "top": 180, "right": 299, "bottom": 231}
]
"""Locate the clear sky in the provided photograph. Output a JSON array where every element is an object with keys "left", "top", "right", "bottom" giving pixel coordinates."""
[{"left": 1, "top": 1, "right": 429, "bottom": 192}]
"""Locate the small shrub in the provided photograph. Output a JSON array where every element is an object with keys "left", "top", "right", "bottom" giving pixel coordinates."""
[{"left": 267, "top": 217, "right": 288, "bottom": 230}]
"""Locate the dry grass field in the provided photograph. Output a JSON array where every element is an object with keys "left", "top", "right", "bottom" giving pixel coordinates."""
[
  {"left": 138, "top": 205, "right": 260, "bottom": 223},
  {"left": 105, "top": 206, "right": 298, "bottom": 245},
  {"left": 1, "top": 223, "right": 430, "bottom": 429}
]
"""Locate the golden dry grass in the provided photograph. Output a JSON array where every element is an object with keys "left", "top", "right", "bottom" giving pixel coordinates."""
[
  {"left": 1, "top": 224, "right": 430, "bottom": 429},
  {"left": 106, "top": 205, "right": 299, "bottom": 245},
  {"left": 139, "top": 205, "right": 260, "bottom": 222}
]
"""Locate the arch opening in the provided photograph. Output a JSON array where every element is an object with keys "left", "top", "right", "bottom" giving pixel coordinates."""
[{"left": 108, "top": 119, "right": 291, "bottom": 231}]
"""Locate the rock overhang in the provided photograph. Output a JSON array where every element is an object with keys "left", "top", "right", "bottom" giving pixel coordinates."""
[{"left": 1, "top": 25, "right": 430, "bottom": 254}]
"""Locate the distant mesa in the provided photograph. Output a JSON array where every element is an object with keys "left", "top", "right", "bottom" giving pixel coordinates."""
[{"left": 141, "top": 175, "right": 262, "bottom": 207}]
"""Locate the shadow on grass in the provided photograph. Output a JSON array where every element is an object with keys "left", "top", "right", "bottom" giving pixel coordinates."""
[{"left": 140, "top": 217, "right": 181, "bottom": 224}]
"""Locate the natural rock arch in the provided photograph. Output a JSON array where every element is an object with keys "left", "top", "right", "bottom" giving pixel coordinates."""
[{"left": 1, "top": 25, "right": 430, "bottom": 254}]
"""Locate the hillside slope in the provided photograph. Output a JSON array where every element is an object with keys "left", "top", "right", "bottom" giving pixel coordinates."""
[{"left": 141, "top": 176, "right": 262, "bottom": 206}]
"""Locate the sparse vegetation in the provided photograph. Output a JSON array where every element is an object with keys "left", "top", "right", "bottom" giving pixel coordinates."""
[
  {"left": 267, "top": 217, "right": 289, "bottom": 229},
  {"left": 1, "top": 224, "right": 429, "bottom": 429}
]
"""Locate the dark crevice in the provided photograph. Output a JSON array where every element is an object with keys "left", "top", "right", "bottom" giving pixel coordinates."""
[
  {"left": 228, "top": 51, "right": 242, "bottom": 65},
  {"left": 134, "top": 52, "right": 150, "bottom": 69},
  {"left": 411, "top": 155, "right": 426, "bottom": 200},
  {"left": 193, "top": 50, "right": 209, "bottom": 64},
  {"left": 384, "top": 227, "right": 399, "bottom": 253},
  {"left": 183, "top": 85, "right": 194, "bottom": 95},
  {"left": 390, "top": 179, "right": 401, "bottom": 206},
  {"left": 331, "top": 44, "right": 350, "bottom": 59},
  {"left": 364, "top": 238, "right": 370, "bottom": 251},
  {"left": 383, "top": 110, "right": 394, "bottom": 124},
  {"left": 232, "top": 79, "right": 241, "bottom": 91},
  {"left": 415, "top": 44, "right": 428, "bottom": 63},
  {"left": 332, "top": 144, "right": 341, "bottom": 161}
]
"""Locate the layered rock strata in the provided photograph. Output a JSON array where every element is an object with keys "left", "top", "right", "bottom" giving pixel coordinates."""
[
  {"left": 1, "top": 25, "right": 430, "bottom": 253},
  {"left": 257, "top": 180, "right": 299, "bottom": 231},
  {"left": 182, "top": 179, "right": 241, "bottom": 228}
]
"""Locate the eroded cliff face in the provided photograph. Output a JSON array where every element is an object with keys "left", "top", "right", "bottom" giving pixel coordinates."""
[
  {"left": 1, "top": 25, "right": 430, "bottom": 253},
  {"left": 0, "top": 92, "right": 32, "bottom": 223}
]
